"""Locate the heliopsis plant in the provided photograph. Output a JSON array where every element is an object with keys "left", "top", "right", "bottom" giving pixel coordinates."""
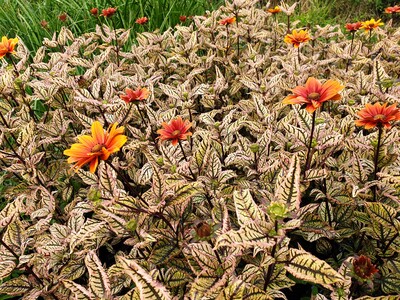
[
  {"left": 101, "top": 7, "right": 117, "bottom": 18},
  {"left": 219, "top": 16, "right": 236, "bottom": 26},
  {"left": 267, "top": 6, "right": 281, "bottom": 14},
  {"left": 64, "top": 121, "right": 127, "bottom": 173},
  {"left": 135, "top": 17, "right": 148, "bottom": 25},
  {"left": 360, "top": 18, "right": 384, "bottom": 31},
  {"left": 1, "top": 1, "right": 400, "bottom": 299},
  {"left": 120, "top": 87, "right": 150, "bottom": 103},
  {"left": 384, "top": 5, "right": 400, "bottom": 14},
  {"left": 283, "top": 77, "right": 344, "bottom": 173},
  {"left": 157, "top": 117, "right": 192, "bottom": 146},
  {"left": 283, "top": 77, "right": 344, "bottom": 113},
  {"left": 355, "top": 102, "right": 400, "bottom": 129},
  {"left": 0, "top": 36, "right": 18, "bottom": 59},
  {"left": 345, "top": 22, "right": 362, "bottom": 32},
  {"left": 284, "top": 29, "right": 311, "bottom": 48}
]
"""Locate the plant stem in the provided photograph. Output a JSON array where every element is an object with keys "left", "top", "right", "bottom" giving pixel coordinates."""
[
  {"left": 346, "top": 31, "right": 355, "bottom": 72},
  {"left": 304, "top": 110, "right": 316, "bottom": 175},
  {"left": 264, "top": 220, "right": 279, "bottom": 290},
  {"left": 225, "top": 25, "right": 230, "bottom": 58},
  {"left": 105, "top": 160, "right": 148, "bottom": 207},
  {"left": 372, "top": 126, "right": 382, "bottom": 201},
  {"left": 297, "top": 47, "right": 301, "bottom": 64},
  {"left": 120, "top": 103, "right": 134, "bottom": 124},
  {"left": 111, "top": 18, "right": 120, "bottom": 67},
  {"left": 287, "top": 15, "right": 291, "bottom": 33},
  {"left": 137, "top": 106, "right": 148, "bottom": 126},
  {"left": 273, "top": 14, "right": 277, "bottom": 51},
  {"left": 178, "top": 140, "right": 196, "bottom": 180}
]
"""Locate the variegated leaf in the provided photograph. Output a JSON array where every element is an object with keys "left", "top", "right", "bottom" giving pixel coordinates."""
[
  {"left": 285, "top": 248, "right": 343, "bottom": 289},
  {"left": 275, "top": 155, "right": 301, "bottom": 213},
  {"left": 233, "top": 189, "right": 264, "bottom": 225},
  {"left": 85, "top": 250, "right": 112, "bottom": 299},
  {"left": 118, "top": 256, "right": 172, "bottom": 300}
]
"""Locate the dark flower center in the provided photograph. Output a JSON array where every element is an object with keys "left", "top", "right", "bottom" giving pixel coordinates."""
[
  {"left": 91, "top": 144, "right": 105, "bottom": 152},
  {"left": 308, "top": 92, "right": 320, "bottom": 100},
  {"left": 171, "top": 130, "right": 181, "bottom": 137},
  {"left": 373, "top": 114, "right": 386, "bottom": 121}
]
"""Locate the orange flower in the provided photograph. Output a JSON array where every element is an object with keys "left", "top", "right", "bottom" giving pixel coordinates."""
[
  {"left": 385, "top": 5, "right": 400, "bottom": 14},
  {"left": 283, "top": 77, "right": 344, "bottom": 113},
  {"left": 361, "top": 18, "right": 384, "bottom": 31},
  {"left": 120, "top": 87, "right": 150, "bottom": 103},
  {"left": 90, "top": 8, "right": 99, "bottom": 16},
  {"left": 353, "top": 255, "right": 379, "bottom": 280},
  {"left": 0, "top": 36, "right": 18, "bottom": 59},
  {"left": 136, "top": 17, "right": 148, "bottom": 25},
  {"left": 101, "top": 7, "right": 117, "bottom": 18},
  {"left": 345, "top": 22, "right": 362, "bottom": 32},
  {"left": 64, "top": 121, "right": 127, "bottom": 173},
  {"left": 157, "top": 117, "right": 192, "bottom": 146},
  {"left": 355, "top": 103, "right": 400, "bottom": 129},
  {"left": 179, "top": 15, "right": 187, "bottom": 22},
  {"left": 267, "top": 6, "right": 281, "bottom": 14},
  {"left": 284, "top": 29, "right": 311, "bottom": 48},
  {"left": 219, "top": 17, "right": 236, "bottom": 26}
]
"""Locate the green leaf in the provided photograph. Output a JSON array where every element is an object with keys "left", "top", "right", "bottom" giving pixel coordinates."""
[
  {"left": 286, "top": 248, "right": 343, "bottom": 288},
  {"left": 381, "top": 273, "right": 400, "bottom": 294},
  {"left": 365, "top": 202, "right": 397, "bottom": 227},
  {"left": 234, "top": 189, "right": 264, "bottom": 226}
]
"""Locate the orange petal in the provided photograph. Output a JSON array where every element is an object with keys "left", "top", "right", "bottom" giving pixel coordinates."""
[
  {"left": 89, "top": 158, "right": 99, "bottom": 173},
  {"left": 91, "top": 121, "right": 105, "bottom": 144}
]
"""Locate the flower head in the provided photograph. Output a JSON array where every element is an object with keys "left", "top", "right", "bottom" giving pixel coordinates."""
[
  {"left": 355, "top": 102, "right": 400, "bottom": 129},
  {"left": 267, "top": 201, "right": 289, "bottom": 220},
  {"left": 361, "top": 18, "right": 384, "bottom": 31},
  {"left": 353, "top": 255, "right": 379, "bottom": 280},
  {"left": 284, "top": 29, "right": 311, "bottom": 48},
  {"left": 64, "top": 121, "right": 127, "bottom": 173},
  {"left": 157, "top": 117, "right": 192, "bottom": 146},
  {"left": 283, "top": 77, "right": 344, "bottom": 113},
  {"left": 345, "top": 22, "right": 362, "bottom": 32},
  {"left": 101, "top": 7, "right": 117, "bottom": 18},
  {"left": 120, "top": 87, "right": 150, "bottom": 103},
  {"left": 384, "top": 5, "right": 400, "bottom": 14},
  {"left": 58, "top": 13, "right": 67, "bottom": 22},
  {"left": 135, "top": 17, "right": 148, "bottom": 25},
  {"left": 40, "top": 20, "right": 49, "bottom": 28},
  {"left": 219, "top": 17, "right": 236, "bottom": 26},
  {"left": 90, "top": 8, "right": 99, "bottom": 16},
  {"left": 0, "top": 36, "right": 18, "bottom": 59},
  {"left": 179, "top": 15, "right": 187, "bottom": 22},
  {"left": 267, "top": 6, "right": 281, "bottom": 14}
]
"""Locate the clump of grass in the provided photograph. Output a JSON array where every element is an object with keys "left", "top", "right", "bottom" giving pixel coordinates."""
[{"left": 0, "top": 0, "right": 224, "bottom": 53}]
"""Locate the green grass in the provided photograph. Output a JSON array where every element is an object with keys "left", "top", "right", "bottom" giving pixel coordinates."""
[{"left": 0, "top": 0, "right": 223, "bottom": 53}]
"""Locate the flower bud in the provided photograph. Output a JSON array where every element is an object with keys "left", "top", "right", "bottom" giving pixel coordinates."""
[
  {"left": 267, "top": 201, "right": 289, "bottom": 220},
  {"left": 250, "top": 143, "right": 259, "bottom": 153},
  {"left": 126, "top": 218, "right": 138, "bottom": 233},
  {"left": 87, "top": 188, "right": 101, "bottom": 202},
  {"left": 195, "top": 222, "right": 212, "bottom": 238}
]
